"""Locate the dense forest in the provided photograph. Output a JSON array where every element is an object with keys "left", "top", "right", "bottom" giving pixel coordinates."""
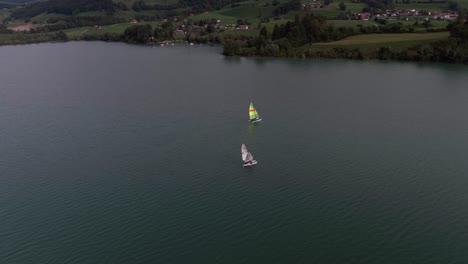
[{"left": 9, "top": 0, "right": 117, "bottom": 20}]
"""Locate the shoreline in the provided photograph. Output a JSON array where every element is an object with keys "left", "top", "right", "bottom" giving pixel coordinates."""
[{"left": 1, "top": 34, "right": 467, "bottom": 66}]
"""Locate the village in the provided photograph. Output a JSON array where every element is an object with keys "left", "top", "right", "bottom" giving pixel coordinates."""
[
  {"left": 302, "top": 0, "right": 459, "bottom": 21},
  {"left": 352, "top": 9, "right": 458, "bottom": 21},
  {"left": 128, "top": 15, "right": 251, "bottom": 38}
]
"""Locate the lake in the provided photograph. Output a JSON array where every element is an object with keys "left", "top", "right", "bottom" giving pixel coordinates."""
[{"left": 1, "top": 42, "right": 468, "bottom": 264}]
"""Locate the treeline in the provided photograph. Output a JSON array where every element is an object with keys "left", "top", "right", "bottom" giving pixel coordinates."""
[
  {"left": 0, "top": 31, "right": 68, "bottom": 46},
  {"left": 223, "top": 14, "right": 421, "bottom": 57},
  {"left": 273, "top": 0, "right": 302, "bottom": 16},
  {"left": 223, "top": 14, "right": 344, "bottom": 56},
  {"left": 131, "top": 0, "right": 183, "bottom": 11},
  {"left": 10, "top": 0, "right": 116, "bottom": 20},
  {"left": 28, "top": 16, "right": 127, "bottom": 32},
  {"left": 298, "top": 38, "right": 468, "bottom": 64},
  {"left": 180, "top": 0, "right": 242, "bottom": 12},
  {"left": 76, "top": 23, "right": 176, "bottom": 43},
  {"left": 362, "top": 0, "right": 393, "bottom": 10},
  {"left": 222, "top": 11, "right": 468, "bottom": 64}
]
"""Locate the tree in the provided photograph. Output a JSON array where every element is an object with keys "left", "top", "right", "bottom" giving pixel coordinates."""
[
  {"left": 223, "top": 39, "right": 243, "bottom": 56},
  {"left": 448, "top": 21, "right": 468, "bottom": 43},
  {"left": 123, "top": 24, "right": 153, "bottom": 43},
  {"left": 206, "top": 23, "right": 215, "bottom": 33},
  {"left": 259, "top": 26, "right": 268, "bottom": 38},
  {"left": 339, "top": 2, "right": 347, "bottom": 10},
  {"left": 422, "top": 20, "right": 432, "bottom": 29},
  {"left": 448, "top": 0, "right": 460, "bottom": 12},
  {"left": 324, "top": 0, "right": 333, "bottom": 6}
]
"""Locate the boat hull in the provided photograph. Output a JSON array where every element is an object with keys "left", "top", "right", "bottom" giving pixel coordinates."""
[
  {"left": 243, "top": 160, "right": 258, "bottom": 167},
  {"left": 249, "top": 118, "right": 262, "bottom": 123}
]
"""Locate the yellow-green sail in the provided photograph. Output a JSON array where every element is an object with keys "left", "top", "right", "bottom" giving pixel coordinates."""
[{"left": 249, "top": 102, "right": 259, "bottom": 120}]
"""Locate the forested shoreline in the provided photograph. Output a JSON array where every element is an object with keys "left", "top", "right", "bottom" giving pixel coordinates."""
[
  {"left": 1, "top": 0, "right": 468, "bottom": 64},
  {"left": 221, "top": 12, "right": 468, "bottom": 64}
]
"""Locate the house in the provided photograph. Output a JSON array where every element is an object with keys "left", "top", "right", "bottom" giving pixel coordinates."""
[
  {"left": 238, "top": 24, "right": 249, "bottom": 30},
  {"left": 302, "top": 2, "right": 321, "bottom": 9},
  {"left": 431, "top": 12, "right": 458, "bottom": 20},
  {"left": 130, "top": 19, "right": 138, "bottom": 24},
  {"left": 353, "top": 12, "right": 371, "bottom": 20}
]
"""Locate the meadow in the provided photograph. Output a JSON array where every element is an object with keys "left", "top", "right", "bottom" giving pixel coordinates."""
[
  {"left": 64, "top": 21, "right": 162, "bottom": 39},
  {"left": 312, "top": 31, "right": 449, "bottom": 48}
]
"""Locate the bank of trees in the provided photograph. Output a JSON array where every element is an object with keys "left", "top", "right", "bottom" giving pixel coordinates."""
[
  {"left": 222, "top": 11, "right": 468, "bottom": 64},
  {"left": 0, "top": 31, "right": 68, "bottom": 45},
  {"left": 122, "top": 23, "right": 174, "bottom": 43},
  {"left": 273, "top": 0, "right": 302, "bottom": 16},
  {"left": 222, "top": 14, "right": 418, "bottom": 57}
]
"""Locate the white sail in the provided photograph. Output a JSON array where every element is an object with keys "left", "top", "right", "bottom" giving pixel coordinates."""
[
  {"left": 241, "top": 144, "right": 249, "bottom": 162},
  {"left": 241, "top": 143, "right": 258, "bottom": 167}
]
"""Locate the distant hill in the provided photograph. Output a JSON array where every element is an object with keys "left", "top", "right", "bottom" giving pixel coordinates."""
[
  {"left": 181, "top": 0, "right": 242, "bottom": 11},
  {"left": 9, "top": 0, "right": 116, "bottom": 19},
  {"left": 7, "top": 0, "right": 243, "bottom": 20},
  {"left": 0, "top": 0, "right": 42, "bottom": 3}
]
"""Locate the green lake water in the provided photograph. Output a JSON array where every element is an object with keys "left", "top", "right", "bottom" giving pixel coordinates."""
[{"left": 1, "top": 42, "right": 468, "bottom": 263}]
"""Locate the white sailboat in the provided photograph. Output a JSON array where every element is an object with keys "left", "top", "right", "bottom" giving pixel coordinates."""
[{"left": 241, "top": 144, "right": 258, "bottom": 167}]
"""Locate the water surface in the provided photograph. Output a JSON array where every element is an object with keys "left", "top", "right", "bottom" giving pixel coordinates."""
[{"left": 1, "top": 42, "right": 468, "bottom": 263}]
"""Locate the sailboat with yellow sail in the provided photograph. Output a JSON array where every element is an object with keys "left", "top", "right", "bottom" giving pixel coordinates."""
[{"left": 248, "top": 102, "right": 262, "bottom": 123}]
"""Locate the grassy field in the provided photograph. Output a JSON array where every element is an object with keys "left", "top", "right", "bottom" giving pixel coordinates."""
[
  {"left": 64, "top": 22, "right": 162, "bottom": 39},
  {"left": 30, "top": 13, "right": 69, "bottom": 23},
  {"left": 218, "top": 28, "right": 259, "bottom": 37},
  {"left": 219, "top": 5, "right": 275, "bottom": 22},
  {"left": 63, "top": 27, "right": 91, "bottom": 39},
  {"left": 191, "top": 2, "right": 276, "bottom": 24},
  {"left": 313, "top": 31, "right": 449, "bottom": 47},
  {"left": 0, "top": 33, "right": 14, "bottom": 41},
  {"left": 261, "top": 19, "right": 291, "bottom": 31},
  {"left": 190, "top": 12, "right": 239, "bottom": 24},
  {"left": 0, "top": 9, "right": 9, "bottom": 21},
  {"left": 394, "top": 3, "right": 448, "bottom": 11},
  {"left": 328, "top": 20, "right": 378, "bottom": 27},
  {"left": 328, "top": 19, "right": 449, "bottom": 31},
  {"left": 298, "top": 8, "right": 344, "bottom": 18},
  {"left": 300, "top": 0, "right": 366, "bottom": 17},
  {"left": 76, "top": 11, "right": 106, "bottom": 17}
]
